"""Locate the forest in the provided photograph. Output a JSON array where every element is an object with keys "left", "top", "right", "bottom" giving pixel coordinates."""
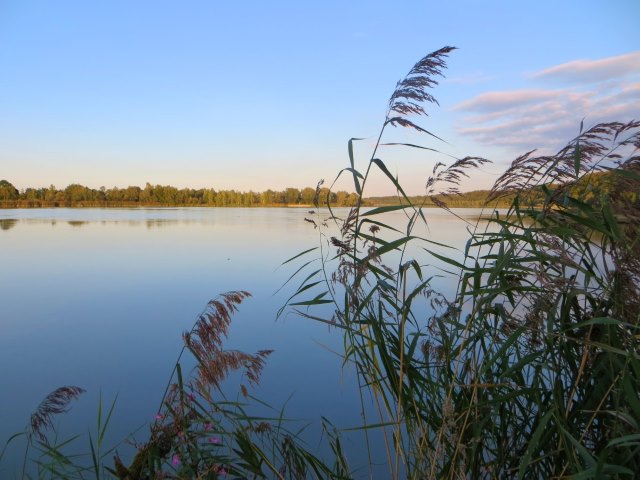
[
  {"left": 1, "top": 170, "right": 629, "bottom": 210},
  {"left": 0, "top": 180, "right": 359, "bottom": 208}
]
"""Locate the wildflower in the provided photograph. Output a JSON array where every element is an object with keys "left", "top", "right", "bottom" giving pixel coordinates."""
[
  {"left": 209, "top": 436, "right": 222, "bottom": 444},
  {"left": 154, "top": 413, "right": 163, "bottom": 420},
  {"left": 203, "top": 422, "right": 213, "bottom": 431},
  {"left": 215, "top": 465, "right": 228, "bottom": 476},
  {"left": 171, "top": 454, "right": 180, "bottom": 466}
]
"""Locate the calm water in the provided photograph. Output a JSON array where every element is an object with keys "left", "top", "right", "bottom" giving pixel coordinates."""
[{"left": 0, "top": 207, "right": 489, "bottom": 474}]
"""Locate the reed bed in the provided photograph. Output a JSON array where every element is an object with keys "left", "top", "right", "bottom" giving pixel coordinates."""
[{"left": 285, "top": 48, "right": 640, "bottom": 478}]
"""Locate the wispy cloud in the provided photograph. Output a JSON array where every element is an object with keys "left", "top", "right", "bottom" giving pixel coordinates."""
[
  {"left": 453, "top": 52, "right": 640, "bottom": 152},
  {"left": 454, "top": 89, "right": 562, "bottom": 113},
  {"left": 532, "top": 51, "right": 640, "bottom": 83}
]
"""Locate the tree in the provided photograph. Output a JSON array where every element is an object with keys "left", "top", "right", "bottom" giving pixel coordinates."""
[
  {"left": 260, "top": 190, "right": 275, "bottom": 205},
  {"left": 0, "top": 180, "right": 19, "bottom": 200},
  {"left": 300, "top": 187, "right": 316, "bottom": 205},
  {"left": 64, "top": 184, "right": 90, "bottom": 203},
  {"left": 285, "top": 187, "right": 300, "bottom": 205}
]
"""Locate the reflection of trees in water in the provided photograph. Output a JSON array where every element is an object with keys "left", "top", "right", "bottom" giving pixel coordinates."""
[
  {"left": 67, "top": 221, "right": 88, "bottom": 228},
  {"left": 145, "top": 219, "right": 192, "bottom": 229},
  {"left": 0, "top": 219, "right": 18, "bottom": 230},
  {"left": 146, "top": 219, "right": 171, "bottom": 229}
]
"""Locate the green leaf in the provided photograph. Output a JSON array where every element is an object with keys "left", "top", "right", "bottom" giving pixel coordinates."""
[
  {"left": 371, "top": 158, "right": 412, "bottom": 205},
  {"left": 574, "top": 137, "right": 581, "bottom": 177},
  {"left": 348, "top": 137, "right": 365, "bottom": 194},
  {"left": 424, "top": 248, "right": 466, "bottom": 270},
  {"left": 380, "top": 142, "right": 442, "bottom": 153},
  {"left": 281, "top": 247, "right": 318, "bottom": 266},
  {"left": 560, "top": 424, "right": 596, "bottom": 467},
  {"left": 606, "top": 433, "right": 640, "bottom": 448},
  {"left": 361, "top": 204, "right": 413, "bottom": 216},
  {"left": 517, "top": 409, "right": 554, "bottom": 479}
]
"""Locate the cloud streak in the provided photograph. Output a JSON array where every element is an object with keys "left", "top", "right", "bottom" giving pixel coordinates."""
[
  {"left": 453, "top": 52, "right": 640, "bottom": 152},
  {"left": 532, "top": 51, "right": 640, "bottom": 84},
  {"left": 454, "top": 89, "right": 563, "bottom": 113}
]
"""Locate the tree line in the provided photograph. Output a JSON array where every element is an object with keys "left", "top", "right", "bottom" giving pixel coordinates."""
[
  {"left": 4, "top": 174, "right": 625, "bottom": 209},
  {"left": 0, "top": 179, "right": 504, "bottom": 208},
  {"left": 0, "top": 180, "right": 361, "bottom": 208},
  {"left": 366, "top": 171, "right": 637, "bottom": 209},
  {"left": 367, "top": 190, "right": 514, "bottom": 208}
]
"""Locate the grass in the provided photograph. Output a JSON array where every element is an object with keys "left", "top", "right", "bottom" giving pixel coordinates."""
[{"left": 1, "top": 47, "right": 639, "bottom": 479}]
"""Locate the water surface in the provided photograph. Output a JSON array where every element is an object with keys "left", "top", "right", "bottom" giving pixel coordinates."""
[{"left": 0, "top": 207, "right": 491, "bottom": 474}]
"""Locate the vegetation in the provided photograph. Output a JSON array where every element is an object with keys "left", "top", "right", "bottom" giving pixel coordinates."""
[
  {"left": 0, "top": 182, "right": 511, "bottom": 209},
  {"left": 366, "top": 189, "right": 511, "bottom": 208},
  {"left": 1, "top": 47, "right": 639, "bottom": 478},
  {"left": 0, "top": 182, "right": 361, "bottom": 208},
  {"left": 283, "top": 48, "right": 640, "bottom": 478}
]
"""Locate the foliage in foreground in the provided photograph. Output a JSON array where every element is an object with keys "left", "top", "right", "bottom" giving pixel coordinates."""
[
  {"left": 286, "top": 47, "right": 640, "bottom": 478},
  {"left": 1, "top": 293, "right": 351, "bottom": 479},
  {"left": 1, "top": 47, "right": 639, "bottom": 479}
]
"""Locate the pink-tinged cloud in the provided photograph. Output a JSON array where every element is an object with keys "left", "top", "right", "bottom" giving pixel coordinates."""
[
  {"left": 454, "top": 90, "right": 562, "bottom": 113},
  {"left": 452, "top": 53, "right": 639, "bottom": 152},
  {"left": 533, "top": 51, "right": 640, "bottom": 84},
  {"left": 454, "top": 84, "right": 638, "bottom": 150}
]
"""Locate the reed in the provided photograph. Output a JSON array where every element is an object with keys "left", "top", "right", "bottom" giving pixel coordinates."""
[
  {"left": 285, "top": 48, "right": 640, "bottom": 478},
  {"left": 110, "top": 291, "right": 350, "bottom": 479}
]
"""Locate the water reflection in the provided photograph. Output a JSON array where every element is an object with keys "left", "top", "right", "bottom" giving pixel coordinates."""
[
  {"left": 0, "top": 207, "right": 493, "bottom": 474},
  {"left": 67, "top": 220, "right": 88, "bottom": 227},
  {"left": 0, "top": 218, "right": 17, "bottom": 230}
]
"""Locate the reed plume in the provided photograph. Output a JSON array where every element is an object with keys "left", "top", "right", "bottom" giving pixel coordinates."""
[
  {"left": 29, "top": 386, "right": 85, "bottom": 444},
  {"left": 388, "top": 46, "right": 456, "bottom": 117},
  {"left": 183, "top": 291, "right": 273, "bottom": 393},
  {"left": 425, "top": 156, "right": 490, "bottom": 201},
  {"left": 385, "top": 46, "right": 456, "bottom": 141},
  {"left": 489, "top": 120, "right": 640, "bottom": 200}
]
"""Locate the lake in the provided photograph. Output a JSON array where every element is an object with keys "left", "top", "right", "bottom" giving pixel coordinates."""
[{"left": 0, "top": 206, "right": 489, "bottom": 476}]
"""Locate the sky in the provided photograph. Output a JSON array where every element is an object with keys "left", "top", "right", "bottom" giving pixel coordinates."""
[{"left": 1, "top": 0, "right": 638, "bottom": 196}]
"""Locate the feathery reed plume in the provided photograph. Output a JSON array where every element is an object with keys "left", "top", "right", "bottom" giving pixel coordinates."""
[
  {"left": 385, "top": 47, "right": 491, "bottom": 206},
  {"left": 426, "top": 156, "right": 490, "bottom": 197},
  {"left": 488, "top": 120, "right": 640, "bottom": 201},
  {"left": 182, "top": 291, "right": 273, "bottom": 392},
  {"left": 313, "top": 179, "right": 325, "bottom": 209},
  {"left": 388, "top": 46, "right": 456, "bottom": 117},
  {"left": 384, "top": 46, "right": 455, "bottom": 140},
  {"left": 29, "top": 386, "right": 85, "bottom": 444},
  {"left": 117, "top": 291, "right": 278, "bottom": 478}
]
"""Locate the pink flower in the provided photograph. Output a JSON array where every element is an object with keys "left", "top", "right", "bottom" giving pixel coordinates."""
[
  {"left": 154, "top": 413, "right": 163, "bottom": 420},
  {"left": 209, "top": 436, "right": 222, "bottom": 444},
  {"left": 203, "top": 422, "right": 214, "bottom": 431},
  {"left": 215, "top": 465, "right": 228, "bottom": 476},
  {"left": 171, "top": 454, "right": 180, "bottom": 466}
]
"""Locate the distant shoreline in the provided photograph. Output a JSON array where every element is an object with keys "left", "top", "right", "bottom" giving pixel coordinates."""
[
  {"left": 0, "top": 202, "right": 330, "bottom": 209},
  {"left": 0, "top": 202, "right": 502, "bottom": 209},
  {"left": 0, "top": 180, "right": 512, "bottom": 209}
]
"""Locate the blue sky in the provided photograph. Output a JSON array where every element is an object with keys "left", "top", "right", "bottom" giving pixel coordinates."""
[{"left": 1, "top": 0, "right": 638, "bottom": 195}]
